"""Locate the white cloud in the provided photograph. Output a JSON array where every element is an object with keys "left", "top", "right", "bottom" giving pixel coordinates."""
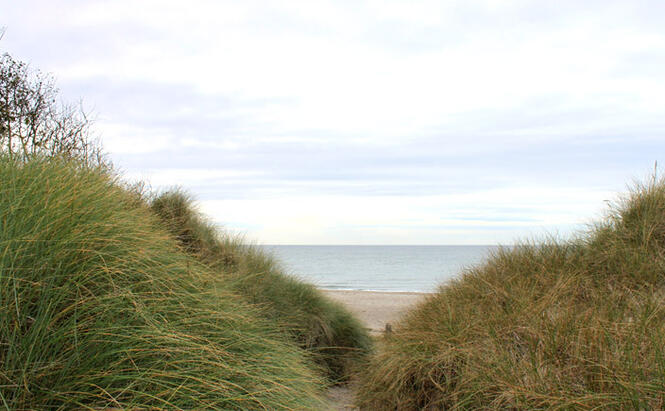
[
  {"left": 123, "top": 168, "right": 263, "bottom": 189},
  {"left": 24, "top": 0, "right": 660, "bottom": 142},
  {"left": 99, "top": 122, "right": 176, "bottom": 154}
]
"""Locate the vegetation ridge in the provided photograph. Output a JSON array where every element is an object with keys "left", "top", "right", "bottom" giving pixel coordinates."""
[
  {"left": 0, "top": 157, "right": 329, "bottom": 409},
  {"left": 356, "top": 176, "right": 665, "bottom": 409}
]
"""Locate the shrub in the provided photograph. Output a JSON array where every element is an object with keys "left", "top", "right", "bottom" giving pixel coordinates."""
[{"left": 0, "top": 52, "right": 104, "bottom": 165}]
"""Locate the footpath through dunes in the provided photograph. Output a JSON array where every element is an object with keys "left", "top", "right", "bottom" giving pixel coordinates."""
[
  {"left": 0, "top": 156, "right": 341, "bottom": 409},
  {"left": 356, "top": 176, "right": 665, "bottom": 410},
  {"left": 321, "top": 290, "right": 431, "bottom": 410}
]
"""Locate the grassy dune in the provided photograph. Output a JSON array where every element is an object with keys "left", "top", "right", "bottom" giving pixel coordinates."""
[
  {"left": 356, "top": 177, "right": 665, "bottom": 409},
  {"left": 150, "top": 191, "right": 372, "bottom": 382},
  {"left": 0, "top": 157, "right": 328, "bottom": 409}
]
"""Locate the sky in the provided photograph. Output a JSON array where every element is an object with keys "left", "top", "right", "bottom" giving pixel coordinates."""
[{"left": 2, "top": 0, "right": 664, "bottom": 245}]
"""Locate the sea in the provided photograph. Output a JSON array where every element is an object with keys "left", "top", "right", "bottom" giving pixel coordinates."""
[{"left": 261, "top": 245, "right": 499, "bottom": 293}]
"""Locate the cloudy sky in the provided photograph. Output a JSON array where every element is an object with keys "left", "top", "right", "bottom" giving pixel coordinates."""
[{"left": 2, "top": 1, "right": 664, "bottom": 244}]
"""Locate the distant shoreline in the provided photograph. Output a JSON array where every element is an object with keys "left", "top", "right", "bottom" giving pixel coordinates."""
[
  {"left": 264, "top": 244, "right": 497, "bottom": 247},
  {"left": 319, "top": 288, "right": 431, "bottom": 294}
]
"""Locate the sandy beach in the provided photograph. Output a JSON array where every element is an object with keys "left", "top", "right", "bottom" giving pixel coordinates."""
[{"left": 322, "top": 290, "right": 431, "bottom": 335}]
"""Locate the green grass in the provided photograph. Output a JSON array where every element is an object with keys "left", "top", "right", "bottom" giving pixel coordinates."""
[
  {"left": 150, "top": 191, "right": 372, "bottom": 383},
  {"left": 356, "top": 177, "right": 665, "bottom": 410},
  {"left": 0, "top": 156, "right": 329, "bottom": 409}
]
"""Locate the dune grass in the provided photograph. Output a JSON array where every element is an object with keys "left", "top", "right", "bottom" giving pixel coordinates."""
[
  {"left": 150, "top": 191, "right": 372, "bottom": 383},
  {"left": 0, "top": 156, "right": 329, "bottom": 409},
  {"left": 356, "top": 177, "right": 665, "bottom": 409}
]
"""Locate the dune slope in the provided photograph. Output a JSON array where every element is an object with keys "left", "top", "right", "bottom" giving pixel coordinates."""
[
  {"left": 357, "top": 177, "right": 665, "bottom": 409},
  {"left": 0, "top": 157, "right": 327, "bottom": 409}
]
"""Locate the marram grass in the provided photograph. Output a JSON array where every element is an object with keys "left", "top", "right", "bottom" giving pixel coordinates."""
[
  {"left": 0, "top": 156, "right": 328, "bottom": 409},
  {"left": 356, "top": 177, "right": 665, "bottom": 410},
  {"left": 150, "top": 191, "right": 372, "bottom": 383}
]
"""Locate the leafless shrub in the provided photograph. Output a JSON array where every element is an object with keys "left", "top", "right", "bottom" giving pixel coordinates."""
[{"left": 0, "top": 52, "right": 106, "bottom": 166}]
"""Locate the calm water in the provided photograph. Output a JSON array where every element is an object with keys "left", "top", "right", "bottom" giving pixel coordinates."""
[{"left": 262, "top": 245, "right": 498, "bottom": 292}]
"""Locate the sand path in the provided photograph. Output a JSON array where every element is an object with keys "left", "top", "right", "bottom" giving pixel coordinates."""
[{"left": 321, "top": 290, "right": 431, "bottom": 409}]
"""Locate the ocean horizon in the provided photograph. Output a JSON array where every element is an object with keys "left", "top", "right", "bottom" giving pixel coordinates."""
[{"left": 262, "top": 245, "right": 501, "bottom": 293}]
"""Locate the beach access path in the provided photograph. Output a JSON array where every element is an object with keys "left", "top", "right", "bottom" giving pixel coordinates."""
[{"left": 321, "top": 290, "right": 431, "bottom": 410}]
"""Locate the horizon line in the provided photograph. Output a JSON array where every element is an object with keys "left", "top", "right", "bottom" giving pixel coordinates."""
[{"left": 260, "top": 244, "right": 506, "bottom": 247}]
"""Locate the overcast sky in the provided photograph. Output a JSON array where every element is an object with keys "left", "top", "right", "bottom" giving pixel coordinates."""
[{"left": 2, "top": 1, "right": 664, "bottom": 244}]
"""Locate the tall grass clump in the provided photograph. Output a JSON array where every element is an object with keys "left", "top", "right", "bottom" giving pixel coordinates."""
[
  {"left": 356, "top": 176, "right": 665, "bottom": 410},
  {"left": 0, "top": 156, "right": 328, "bottom": 409},
  {"left": 150, "top": 191, "right": 372, "bottom": 382}
]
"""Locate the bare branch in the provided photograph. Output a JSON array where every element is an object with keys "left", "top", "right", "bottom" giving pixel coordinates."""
[{"left": 0, "top": 52, "right": 106, "bottom": 166}]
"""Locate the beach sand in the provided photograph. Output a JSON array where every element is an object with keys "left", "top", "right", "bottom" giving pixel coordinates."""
[
  {"left": 322, "top": 290, "right": 431, "bottom": 410},
  {"left": 322, "top": 289, "right": 430, "bottom": 335}
]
